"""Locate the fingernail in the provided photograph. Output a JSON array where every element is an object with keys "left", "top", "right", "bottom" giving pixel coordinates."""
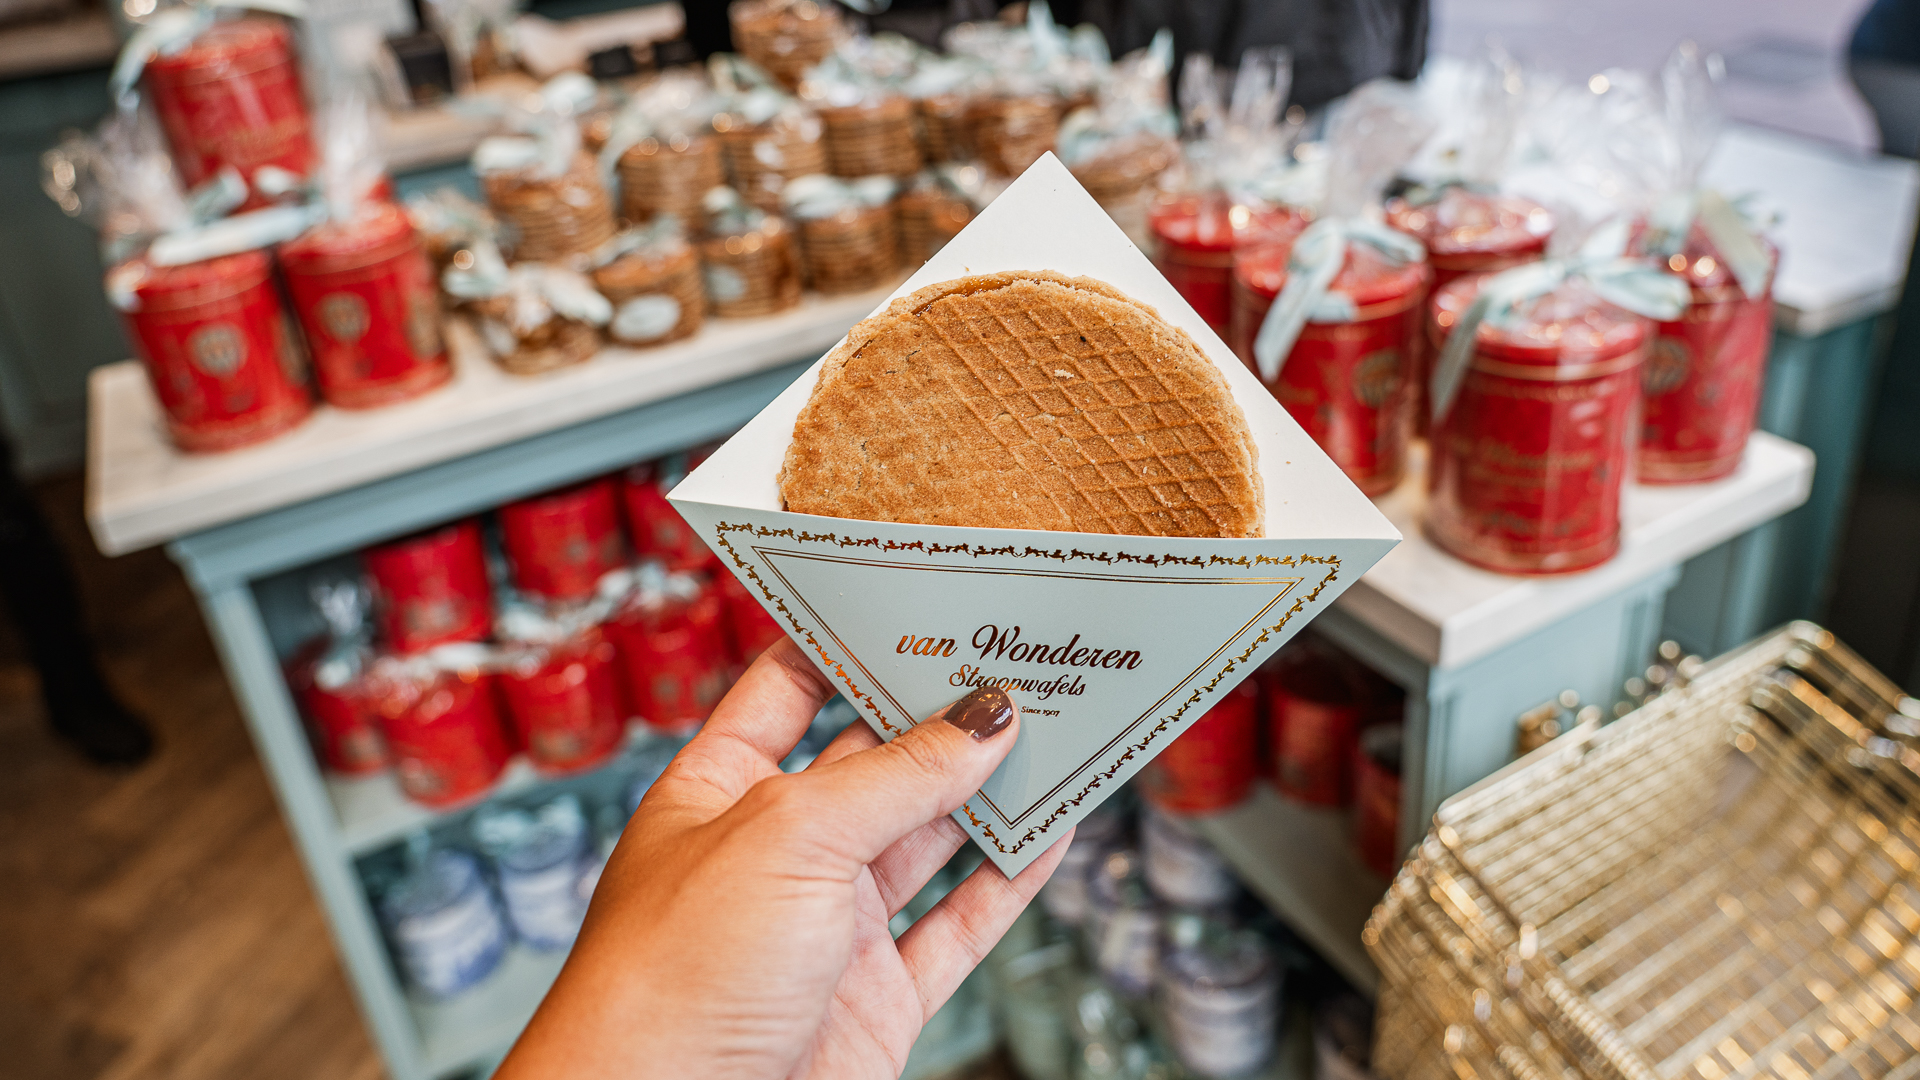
[{"left": 943, "top": 685, "right": 1015, "bottom": 742}]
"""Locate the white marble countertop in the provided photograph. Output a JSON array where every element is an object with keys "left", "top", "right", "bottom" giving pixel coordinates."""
[
  {"left": 86, "top": 286, "right": 897, "bottom": 556},
  {"left": 1704, "top": 124, "right": 1920, "bottom": 337},
  {"left": 1337, "top": 431, "right": 1814, "bottom": 669}
]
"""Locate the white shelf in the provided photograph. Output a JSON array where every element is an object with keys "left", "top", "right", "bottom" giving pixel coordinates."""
[
  {"left": 1335, "top": 432, "right": 1814, "bottom": 669},
  {"left": 87, "top": 284, "right": 901, "bottom": 556},
  {"left": 1702, "top": 125, "right": 1920, "bottom": 337},
  {"left": 1189, "top": 784, "right": 1387, "bottom": 995}
]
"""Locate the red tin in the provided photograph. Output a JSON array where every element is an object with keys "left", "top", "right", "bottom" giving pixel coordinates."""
[
  {"left": 1387, "top": 190, "right": 1552, "bottom": 433},
  {"left": 607, "top": 583, "right": 731, "bottom": 734},
  {"left": 279, "top": 202, "right": 451, "bottom": 410},
  {"left": 1636, "top": 229, "right": 1777, "bottom": 484},
  {"left": 1427, "top": 275, "right": 1650, "bottom": 574},
  {"left": 1230, "top": 239, "right": 1431, "bottom": 496},
  {"left": 362, "top": 520, "right": 494, "bottom": 654},
  {"left": 716, "top": 570, "right": 785, "bottom": 665},
  {"left": 1150, "top": 192, "right": 1306, "bottom": 333},
  {"left": 499, "top": 478, "right": 628, "bottom": 602},
  {"left": 144, "top": 17, "right": 316, "bottom": 207},
  {"left": 622, "top": 460, "right": 721, "bottom": 572},
  {"left": 110, "top": 250, "right": 312, "bottom": 453},
  {"left": 1352, "top": 722, "right": 1404, "bottom": 878},
  {"left": 285, "top": 639, "right": 386, "bottom": 776},
  {"left": 373, "top": 668, "right": 513, "bottom": 807},
  {"left": 1266, "top": 641, "right": 1373, "bottom": 807},
  {"left": 496, "top": 627, "right": 627, "bottom": 775},
  {"left": 1141, "top": 677, "right": 1260, "bottom": 814}
]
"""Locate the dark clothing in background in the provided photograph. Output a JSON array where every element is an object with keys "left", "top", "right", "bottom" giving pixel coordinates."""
[{"left": 1098, "top": 0, "right": 1429, "bottom": 108}]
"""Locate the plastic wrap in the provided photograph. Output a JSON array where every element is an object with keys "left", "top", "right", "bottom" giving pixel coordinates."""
[
  {"left": 404, "top": 186, "right": 497, "bottom": 282},
  {"left": 286, "top": 577, "right": 387, "bottom": 775},
  {"left": 366, "top": 646, "right": 513, "bottom": 807},
  {"left": 895, "top": 164, "right": 997, "bottom": 266},
  {"left": 494, "top": 611, "right": 626, "bottom": 776},
  {"left": 601, "top": 69, "right": 723, "bottom": 229},
  {"left": 782, "top": 173, "right": 901, "bottom": 294},
  {"left": 711, "top": 53, "right": 827, "bottom": 211},
  {"left": 589, "top": 218, "right": 705, "bottom": 348},
  {"left": 803, "top": 35, "right": 926, "bottom": 179},
  {"left": 730, "top": 0, "right": 846, "bottom": 92},
  {"left": 280, "top": 92, "right": 451, "bottom": 409},
  {"left": 474, "top": 83, "right": 616, "bottom": 265},
  {"left": 699, "top": 186, "right": 801, "bottom": 317},
  {"left": 442, "top": 240, "right": 610, "bottom": 374},
  {"left": 1057, "top": 31, "right": 1178, "bottom": 208}
]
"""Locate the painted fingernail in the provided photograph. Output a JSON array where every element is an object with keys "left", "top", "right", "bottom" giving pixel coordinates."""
[{"left": 943, "top": 685, "right": 1015, "bottom": 742}]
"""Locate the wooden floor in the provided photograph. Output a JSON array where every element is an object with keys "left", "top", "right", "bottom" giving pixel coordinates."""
[
  {"left": 0, "top": 474, "right": 1018, "bottom": 1080},
  {"left": 0, "top": 473, "right": 384, "bottom": 1080}
]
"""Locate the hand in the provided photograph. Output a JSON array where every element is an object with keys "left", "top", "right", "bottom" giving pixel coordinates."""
[{"left": 495, "top": 638, "right": 1072, "bottom": 1080}]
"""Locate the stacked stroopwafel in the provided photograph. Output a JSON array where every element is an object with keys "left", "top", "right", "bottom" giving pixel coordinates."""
[
  {"left": 1070, "top": 134, "right": 1179, "bottom": 247},
  {"left": 914, "top": 93, "right": 975, "bottom": 163},
  {"left": 470, "top": 297, "right": 603, "bottom": 375},
  {"left": 699, "top": 216, "right": 801, "bottom": 317},
  {"left": 969, "top": 95, "right": 1060, "bottom": 177},
  {"left": 779, "top": 271, "right": 1264, "bottom": 537},
  {"left": 729, "top": 0, "right": 843, "bottom": 92},
  {"left": 593, "top": 241, "right": 705, "bottom": 347},
  {"left": 715, "top": 110, "right": 828, "bottom": 211},
  {"left": 482, "top": 151, "right": 617, "bottom": 265},
  {"left": 895, "top": 185, "right": 971, "bottom": 266},
  {"left": 618, "top": 136, "right": 725, "bottom": 231},
  {"left": 819, "top": 97, "right": 922, "bottom": 179},
  {"left": 797, "top": 203, "right": 900, "bottom": 294}
]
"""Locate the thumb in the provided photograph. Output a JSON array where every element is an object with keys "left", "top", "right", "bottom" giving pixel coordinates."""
[{"left": 778, "top": 686, "right": 1020, "bottom": 872}]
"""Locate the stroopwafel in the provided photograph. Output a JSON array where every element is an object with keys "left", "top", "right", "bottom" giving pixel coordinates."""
[{"left": 780, "top": 270, "right": 1264, "bottom": 537}]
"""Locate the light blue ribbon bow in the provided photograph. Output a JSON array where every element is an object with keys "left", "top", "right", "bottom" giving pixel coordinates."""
[
  {"left": 1641, "top": 188, "right": 1774, "bottom": 300},
  {"left": 1428, "top": 220, "right": 1692, "bottom": 423},
  {"left": 1252, "top": 217, "right": 1427, "bottom": 382}
]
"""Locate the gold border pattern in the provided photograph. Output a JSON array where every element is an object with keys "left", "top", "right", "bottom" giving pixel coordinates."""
[{"left": 711, "top": 520, "right": 1344, "bottom": 857}]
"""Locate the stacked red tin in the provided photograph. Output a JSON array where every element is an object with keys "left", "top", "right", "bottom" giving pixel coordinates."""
[
  {"left": 108, "top": 250, "right": 313, "bottom": 452},
  {"left": 1387, "top": 190, "right": 1554, "bottom": 431},
  {"left": 143, "top": 17, "right": 316, "bottom": 208},
  {"left": 1229, "top": 238, "right": 1432, "bottom": 496},
  {"left": 288, "top": 453, "right": 782, "bottom": 803},
  {"left": 1426, "top": 275, "right": 1651, "bottom": 574},
  {"left": 1151, "top": 192, "right": 1307, "bottom": 333},
  {"left": 1141, "top": 678, "right": 1261, "bottom": 814},
  {"left": 279, "top": 202, "right": 451, "bottom": 409},
  {"left": 1635, "top": 225, "right": 1778, "bottom": 484}
]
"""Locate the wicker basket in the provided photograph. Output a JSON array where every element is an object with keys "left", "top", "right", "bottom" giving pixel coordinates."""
[
  {"left": 617, "top": 136, "right": 724, "bottom": 231},
  {"left": 715, "top": 111, "right": 828, "bottom": 211},
  {"left": 592, "top": 242, "right": 704, "bottom": 347},
  {"left": 699, "top": 216, "right": 801, "bottom": 318},
  {"left": 820, "top": 96, "right": 922, "bottom": 179},
  {"left": 728, "top": 0, "right": 843, "bottom": 92},
  {"left": 1365, "top": 622, "right": 1920, "bottom": 1080},
  {"left": 481, "top": 151, "right": 617, "bottom": 266}
]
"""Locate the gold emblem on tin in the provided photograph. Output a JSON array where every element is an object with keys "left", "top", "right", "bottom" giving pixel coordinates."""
[
  {"left": 1643, "top": 336, "right": 1691, "bottom": 395},
  {"left": 317, "top": 293, "right": 370, "bottom": 344},
  {"left": 186, "top": 323, "right": 246, "bottom": 378},
  {"left": 1352, "top": 347, "right": 1403, "bottom": 408}
]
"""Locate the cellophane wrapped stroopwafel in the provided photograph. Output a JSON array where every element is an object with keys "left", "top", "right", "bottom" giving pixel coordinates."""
[
  {"left": 473, "top": 298, "right": 602, "bottom": 375},
  {"left": 796, "top": 203, "right": 899, "bottom": 294},
  {"left": 699, "top": 191, "right": 802, "bottom": 317},
  {"left": 968, "top": 94, "right": 1060, "bottom": 177},
  {"left": 894, "top": 183, "right": 971, "bottom": 266},
  {"left": 715, "top": 109, "right": 828, "bottom": 211},
  {"left": 482, "top": 150, "right": 617, "bottom": 265},
  {"left": 1364, "top": 622, "right": 1920, "bottom": 1080},
  {"left": 819, "top": 97, "right": 922, "bottom": 179},
  {"left": 617, "top": 135, "right": 724, "bottom": 231},
  {"left": 914, "top": 92, "right": 975, "bottom": 163},
  {"left": 593, "top": 239, "right": 705, "bottom": 347},
  {"left": 729, "top": 0, "right": 844, "bottom": 92}
]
